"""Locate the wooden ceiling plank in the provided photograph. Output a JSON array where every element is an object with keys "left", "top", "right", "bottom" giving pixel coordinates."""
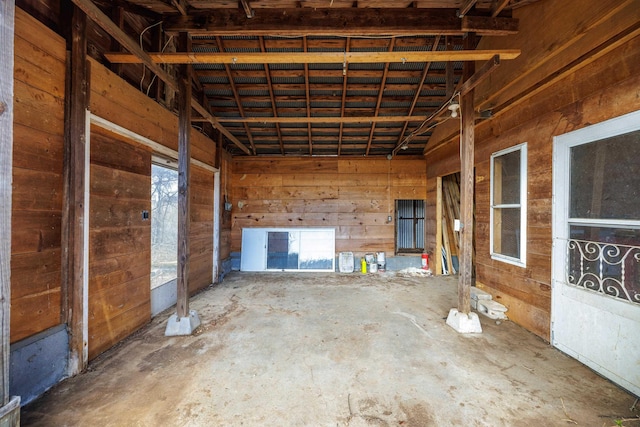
[
  {"left": 70, "top": 0, "right": 252, "bottom": 156},
  {"left": 259, "top": 36, "right": 284, "bottom": 155},
  {"left": 216, "top": 36, "right": 257, "bottom": 154},
  {"left": 365, "top": 37, "right": 395, "bottom": 156},
  {"left": 105, "top": 49, "right": 521, "bottom": 63},
  {"left": 164, "top": 8, "right": 518, "bottom": 36}
]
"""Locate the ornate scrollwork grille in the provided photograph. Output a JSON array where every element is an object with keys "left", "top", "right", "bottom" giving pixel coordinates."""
[{"left": 567, "top": 239, "right": 640, "bottom": 305}]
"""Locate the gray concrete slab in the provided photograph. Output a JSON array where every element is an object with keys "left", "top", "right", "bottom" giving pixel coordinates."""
[{"left": 22, "top": 273, "right": 639, "bottom": 426}]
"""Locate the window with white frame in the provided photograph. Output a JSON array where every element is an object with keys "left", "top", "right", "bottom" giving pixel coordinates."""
[{"left": 490, "top": 143, "right": 527, "bottom": 266}]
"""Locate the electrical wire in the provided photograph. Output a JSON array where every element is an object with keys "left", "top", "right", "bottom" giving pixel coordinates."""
[
  {"left": 146, "top": 35, "right": 175, "bottom": 96},
  {"left": 138, "top": 20, "right": 163, "bottom": 92}
]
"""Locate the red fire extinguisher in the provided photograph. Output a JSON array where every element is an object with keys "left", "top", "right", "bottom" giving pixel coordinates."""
[{"left": 421, "top": 253, "right": 429, "bottom": 270}]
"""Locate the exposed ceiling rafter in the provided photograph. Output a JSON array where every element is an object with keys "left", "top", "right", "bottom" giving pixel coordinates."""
[
  {"left": 104, "top": 49, "right": 521, "bottom": 64},
  {"left": 163, "top": 8, "right": 518, "bottom": 37},
  {"left": 70, "top": 0, "right": 252, "bottom": 156}
]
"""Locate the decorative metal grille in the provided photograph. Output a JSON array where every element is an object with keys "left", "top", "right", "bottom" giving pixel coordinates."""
[{"left": 567, "top": 239, "right": 640, "bottom": 305}]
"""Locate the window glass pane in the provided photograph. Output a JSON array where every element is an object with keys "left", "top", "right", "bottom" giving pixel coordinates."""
[
  {"left": 493, "top": 207, "right": 521, "bottom": 258},
  {"left": 493, "top": 150, "right": 521, "bottom": 205},
  {"left": 267, "top": 232, "right": 299, "bottom": 270},
  {"left": 570, "top": 130, "right": 640, "bottom": 220},
  {"left": 299, "top": 230, "right": 334, "bottom": 270},
  {"left": 151, "top": 165, "right": 178, "bottom": 289}
]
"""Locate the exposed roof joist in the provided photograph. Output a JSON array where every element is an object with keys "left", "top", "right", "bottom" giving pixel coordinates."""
[
  {"left": 105, "top": 49, "right": 520, "bottom": 64},
  {"left": 70, "top": 0, "right": 252, "bottom": 156},
  {"left": 164, "top": 8, "right": 518, "bottom": 37}
]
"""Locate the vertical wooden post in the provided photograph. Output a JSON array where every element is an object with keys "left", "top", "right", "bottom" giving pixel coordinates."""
[
  {"left": 166, "top": 32, "right": 200, "bottom": 336},
  {"left": 435, "top": 176, "right": 443, "bottom": 275},
  {"left": 176, "top": 32, "right": 191, "bottom": 319},
  {"left": 0, "top": 1, "right": 21, "bottom": 423},
  {"left": 63, "top": 5, "right": 89, "bottom": 373},
  {"left": 458, "top": 34, "right": 476, "bottom": 315}
]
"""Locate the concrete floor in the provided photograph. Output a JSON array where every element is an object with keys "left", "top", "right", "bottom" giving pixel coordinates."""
[{"left": 22, "top": 272, "right": 639, "bottom": 426}]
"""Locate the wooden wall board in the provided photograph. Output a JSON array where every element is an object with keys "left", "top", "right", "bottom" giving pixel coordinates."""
[
  {"left": 424, "top": 18, "right": 640, "bottom": 341},
  {"left": 89, "top": 57, "right": 217, "bottom": 168},
  {"left": 88, "top": 133, "right": 151, "bottom": 360},
  {"left": 231, "top": 157, "right": 426, "bottom": 257},
  {"left": 10, "top": 8, "right": 66, "bottom": 343},
  {"left": 189, "top": 166, "right": 214, "bottom": 293}
]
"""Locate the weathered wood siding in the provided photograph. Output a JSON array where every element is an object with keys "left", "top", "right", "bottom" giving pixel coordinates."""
[
  {"left": 86, "top": 57, "right": 219, "bottom": 355},
  {"left": 220, "top": 150, "right": 233, "bottom": 262},
  {"left": 231, "top": 158, "right": 427, "bottom": 256},
  {"left": 189, "top": 165, "right": 213, "bottom": 293},
  {"left": 425, "top": 0, "right": 640, "bottom": 340},
  {"left": 88, "top": 131, "right": 151, "bottom": 360},
  {"left": 11, "top": 8, "right": 65, "bottom": 343}
]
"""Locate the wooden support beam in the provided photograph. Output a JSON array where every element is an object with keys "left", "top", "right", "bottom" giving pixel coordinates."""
[
  {"left": 338, "top": 37, "right": 351, "bottom": 156},
  {"left": 171, "top": 0, "right": 188, "bottom": 15},
  {"left": 365, "top": 38, "right": 395, "bottom": 156},
  {"left": 70, "top": 0, "right": 179, "bottom": 91},
  {"left": 458, "top": 34, "right": 476, "bottom": 315},
  {"left": 216, "top": 37, "right": 256, "bottom": 155},
  {"left": 459, "top": 54, "right": 500, "bottom": 96},
  {"left": 177, "top": 33, "right": 191, "bottom": 320},
  {"left": 0, "top": 0, "right": 21, "bottom": 421},
  {"left": 70, "top": 0, "right": 251, "bottom": 156},
  {"left": 164, "top": 8, "right": 518, "bottom": 36},
  {"left": 458, "top": 0, "right": 478, "bottom": 18},
  {"left": 393, "top": 35, "right": 442, "bottom": 154},
  {"left": 104, "top": 49, "right": 521, "bottom": 64},
  {"left": 303, "top": 37, "right": 312, "bottom": 155},
  {"left": 445, "top": 36, "right": 455, "bottom": 98},
  {"left": 258, "top": 36, "right": 284, "bottom": 155},
  {"left": 63, "top": 5, "right": 90, "bottom": 375},
  {"left": 491, "top": 0, "right": 512, "bottom": 17},
  {"left": 204, "top": 115, "right": 436, "bottom": 124},
  {"left": 191, "top": 102, "right": 252, "bottom": 155},
  {"left": 240, "top": 0, "right": 254, "bottom": 18}
]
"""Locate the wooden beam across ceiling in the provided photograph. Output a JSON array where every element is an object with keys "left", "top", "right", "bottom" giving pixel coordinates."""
[
  {"left": 163, "top": 8, "right": 518, "bottom": 36},
  {"left": 105, "top": 49, "right": 521, "bottom": 64},
  {"left": 70, "top": 0, "right": 252, "bottom": 156},
  {"left": 198, "top": 116, "right": 431, "bottom": 124}
]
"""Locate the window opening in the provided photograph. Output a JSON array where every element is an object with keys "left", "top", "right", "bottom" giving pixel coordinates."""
[
  {"left": 151, "top": 163, "right": 178, "bottom": 289},
  {"left": 490, "top": 143, "right": 527, "bottom": 266},
  {"left": 396, "top": 199, "right": 425, "bottom": 254}
]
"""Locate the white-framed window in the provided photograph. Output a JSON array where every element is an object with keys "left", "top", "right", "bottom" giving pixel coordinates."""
[{"left": 490, "top": 143, "right": 527, "bottom": 266}]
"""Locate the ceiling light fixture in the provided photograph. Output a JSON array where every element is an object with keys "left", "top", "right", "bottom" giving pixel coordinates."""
[{"left": 448, "top": 100, "right": 460, "bottom": 118}]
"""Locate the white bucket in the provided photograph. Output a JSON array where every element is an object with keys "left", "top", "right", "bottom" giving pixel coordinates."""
[
  {"left": 376, "top": 252, "right": 386, "bottom": 272},
  {"left": 369, "top": 262, "right": 378, "bottom": 273}
]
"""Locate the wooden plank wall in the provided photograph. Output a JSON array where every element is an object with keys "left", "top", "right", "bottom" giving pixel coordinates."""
[
  {"left": 230, "top": 158, "right": 427, "bottom": 257},
  {"left": 424, "top": 1, "right": 640, "bottom": 340},
  {"left": 189, "top": 165, "right": 214, "bottom": 294},
  {"left": 88, "top": 131, "right": 151, "bottom": 360},
  {"left": 10, "top": 8, "right": 65, "bottom": 343},
  {"left": 219, "top": 150, "right": 233, "bottom": 262}
]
